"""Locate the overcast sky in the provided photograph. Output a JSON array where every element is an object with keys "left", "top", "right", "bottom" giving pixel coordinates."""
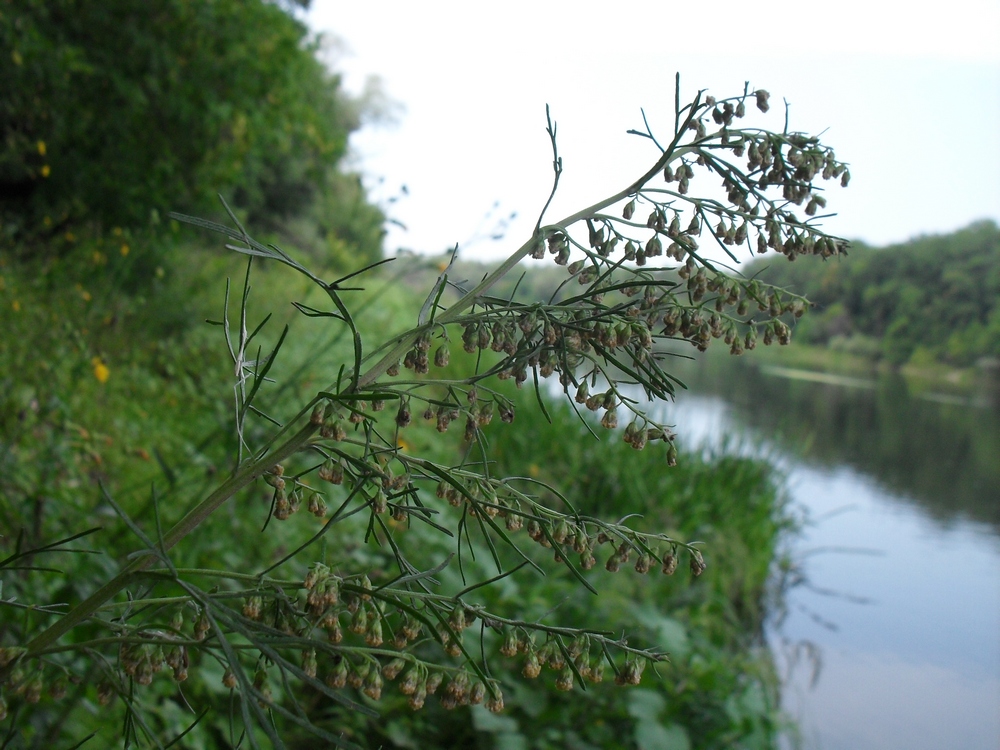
[{"left": 308, "top": 0, "right": 1000, "bottom": 262}]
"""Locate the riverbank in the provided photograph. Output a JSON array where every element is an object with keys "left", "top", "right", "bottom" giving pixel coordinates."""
[{"left": 738, "top": 342, "right": 998, "bottom": 400}]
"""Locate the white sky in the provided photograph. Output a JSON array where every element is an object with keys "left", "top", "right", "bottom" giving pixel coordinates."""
[{"left": 308, "top": 0, "right": 1000, "bottom": 262}]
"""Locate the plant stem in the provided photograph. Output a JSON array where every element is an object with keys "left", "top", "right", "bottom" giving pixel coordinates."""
[
  {"left": 354, "top": 145, "right": 694, "bottom": 392},
  {"left": 23, "top": 422, "right": 318, "bottom": 657},
  {"left": 22, "top": 141, "right": 694, "bottom": 659}
]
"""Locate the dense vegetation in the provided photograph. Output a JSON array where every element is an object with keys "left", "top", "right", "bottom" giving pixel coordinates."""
[
  {"left": 0, "top": 0, "right": 384, "bottom": 273},
  {"left": 0, "top": 247, "right": 792, "bottom": 747},
  {"left": 747, "top": 221, "right": 1000, "bottom": 367},
  {"left": 0, "top": 3, "right": 857, "bottom": 746}
]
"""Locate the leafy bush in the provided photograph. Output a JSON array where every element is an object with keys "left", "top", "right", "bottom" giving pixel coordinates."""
[{"left": 0, "top": 0, "right": 383, "bottom": 270}]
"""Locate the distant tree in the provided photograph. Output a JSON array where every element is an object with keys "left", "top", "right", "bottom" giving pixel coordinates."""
[{"left": 748, "top": 220, "right": 1000, "bottom": 366}]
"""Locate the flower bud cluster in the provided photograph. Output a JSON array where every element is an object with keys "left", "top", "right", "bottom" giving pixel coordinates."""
[
  {"left": 271, "top": 484, "right": 303, "bottom": 521},
  {"left": 614, "top": 657, "right": 647, "bottom": 686},
  {"left": 502, "top": 630, "right": 644, "bottom": 692},
  {"left": 540, "top": 215, "right": 808, "bottom": 364},
  {"left": 304, "top": 564, "right": 341, "bottom": 616},
  {"left": 0, "top": 651, "right": 71, "bottom": 711},
  {"left": 595, "top": 533, "right": 704, "bottom": 580},
  {"left": 120, "top": 638, "right": 188, "bottom": 685},
  {"left": 564, "top": 91, "right": 849, "bottom": 286}
]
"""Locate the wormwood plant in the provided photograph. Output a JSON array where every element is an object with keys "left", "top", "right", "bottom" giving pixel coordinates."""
[{"left": 0, "top": 78, "right": 849, "bottom": 746}]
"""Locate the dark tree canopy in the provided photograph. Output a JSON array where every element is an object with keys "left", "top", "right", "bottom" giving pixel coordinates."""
[{"left": 1, "top": 0, "right": 380, "bottom": 261}]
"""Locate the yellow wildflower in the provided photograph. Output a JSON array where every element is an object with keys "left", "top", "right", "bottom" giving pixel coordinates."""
[
  {"left": 40, "top": 165, "right": 50, "bottom": 178},
  {"left": 12, "top": 300, "right": 21, "bottom": 312},
  {"left": 92, "top": 358, "right": 110, "bottom": 384},
  {"left": 120, "top": 244, "right": 130, "bottom": 257},
  {"left": 37, "top": 141, "right": 46, "bottom": 156},
  {"left": 80, "top": 289, "right": 92, "bottom": 302}
]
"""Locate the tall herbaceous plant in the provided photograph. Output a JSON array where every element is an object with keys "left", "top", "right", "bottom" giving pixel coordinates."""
[{"left": 0, "top": 78, "right": 849, "bottom": 745}]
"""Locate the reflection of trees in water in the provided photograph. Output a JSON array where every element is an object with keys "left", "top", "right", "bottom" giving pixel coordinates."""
[{"left": 685, "top": 358, "right": 1000, "bottom": 533}]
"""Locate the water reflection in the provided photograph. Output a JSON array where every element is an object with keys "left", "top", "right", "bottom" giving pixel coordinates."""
[
  {"left": 678, "top": 358, "right": 1000, "bottom": 535},
  {"left": 649, "top": 357, "right": 1000, "bottom": 750}
]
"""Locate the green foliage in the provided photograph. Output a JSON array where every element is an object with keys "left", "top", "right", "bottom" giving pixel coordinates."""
[
  {"left": 0, "top": 79, "right": 848, "bottom": 747},
  {"left": 466, "top": 395, "right": 788, "bottom": 750},
  {"left": 747, "top": 220, "right": 1000, "bottom": 366},
  {"left": 0, "top": 0, "right": 383, "bottom": 269},
  {"left": 0, "top": 250, "right": 788, "bottom": 748}
]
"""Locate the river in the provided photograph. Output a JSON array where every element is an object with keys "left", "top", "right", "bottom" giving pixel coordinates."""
[{"left": 647, "top": 358, "right": 1000, "bottom": 750}]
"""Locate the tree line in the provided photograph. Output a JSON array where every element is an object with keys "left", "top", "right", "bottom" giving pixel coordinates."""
[{"left": 748, "top": 220, "right": 1000, "bottom": 366}]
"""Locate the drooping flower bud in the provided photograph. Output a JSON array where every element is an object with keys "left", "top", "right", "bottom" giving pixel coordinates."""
[
  {"left": 254, "top": 666, "right": 272, "bottom": 706},
  {"left": 661, "top": 553, "right": 678, "bottom": 575},
  {"left": 522, "top": 652, "right": 541, "bottom": 679},
  {"left": 635, "top": 553, "right": 653, "bottom": 574},
  {"left": 326, "top": 659, "right": 349, "bottom": 689},
  {"left": 362, "top": 669, "right": 383, "bottom": 700},
  {"left": 308, "top": 492, "right": 328, "bottom": 518},
  {"left": 690, "top": 549, "right": 707, "bottom": 576},
  {"left": 555, "top": 667, "right": 574, "bottom": 691},
  {"left": 243, "top": 595, "right": 263, "bottom": 620},
  {"left": 469, "top": 680, "right": 487, "bottom": 705},
  {"left": 396, "top": 400, "right": 411, "bottom": 428},
  {"left": 666, "top": 442, "right": 678, "bottom": 467},
  {"left": 302, "top": 649, "right": 318, "bottom": 679},
  {"left": 434, "top": 344, "right": 450, "bottom": 368}
]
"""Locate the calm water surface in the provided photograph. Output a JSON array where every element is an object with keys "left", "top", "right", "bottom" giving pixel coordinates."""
[{"left": 650, "top": 361, "right": 1000, "bottom": 750}]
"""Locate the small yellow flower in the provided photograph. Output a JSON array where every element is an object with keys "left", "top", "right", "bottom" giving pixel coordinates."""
[
  {"left": 120, "top": 243, "right": 130, "bottom": 257},
  {"left": 12, "top": 300, "right": 21, "bottom": 312},
  {"left": 37, "top": 141, "right": 46, "bottom": 156},
  {"left": 92, "top": 357, "right": 110, "bottom": 384},
  {"left": 40, "top": 165, "right": 50, "bottom": 178},
  {"left": 80, "top": 289, "right": 92, "bottom": 302},
  {"left": 65, "top": 232, "right": 76, "bottom": 243}
]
